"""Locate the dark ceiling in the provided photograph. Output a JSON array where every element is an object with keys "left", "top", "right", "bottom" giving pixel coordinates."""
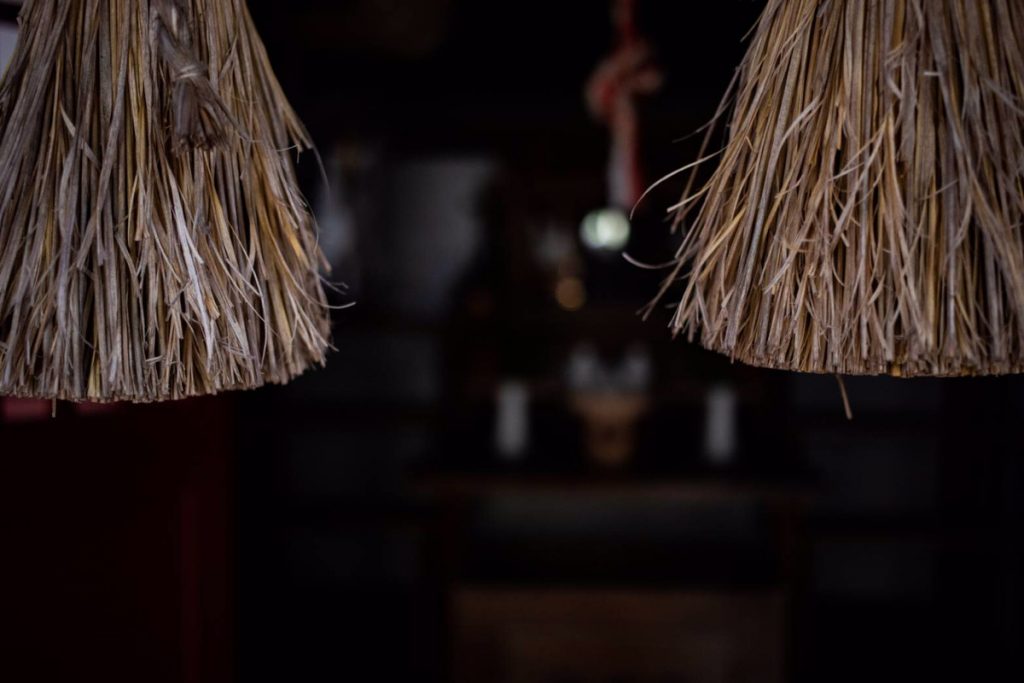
[{"left": 245, "top": 0, "right": 765, "bottom": 152}]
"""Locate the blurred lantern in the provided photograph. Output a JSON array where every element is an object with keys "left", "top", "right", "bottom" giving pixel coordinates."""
[
  {"left": 580, "top": 207, "right": 631, "bottom": 252},
  {"left": 0, "top": 0, "right": 331, "bottom": 402},
  {"left": 494, "top": 380, "right": 530, "bottom": 462},
  {"left": 703, "top": 383, "right": 738, "bottom": 467},
  {"left": 555, "top": 276, "right": 587, "bottom": 312},
  {"left": 654, "top": 0, "right": 1024, "bottom": 377}
]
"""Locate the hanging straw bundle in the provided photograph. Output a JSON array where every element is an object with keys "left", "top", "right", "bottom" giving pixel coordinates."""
[
  {"left": 653, "top": 0, "right": 1024, "bottom": 377},
  {"left": 0, "top": 0, "right": 330, "bottom": 402}
]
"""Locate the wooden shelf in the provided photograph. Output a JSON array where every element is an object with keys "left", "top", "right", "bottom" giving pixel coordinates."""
[{"left": 417, "top": 472, "right": 814, "bottom": 504}]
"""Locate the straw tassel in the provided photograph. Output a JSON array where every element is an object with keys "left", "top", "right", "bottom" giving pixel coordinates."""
[
  {"left": 654, "top": 0, "right": 1024, "bottom": 377},
  {"left": 0, "top": 0, "right": 330, "bottom": 402}
]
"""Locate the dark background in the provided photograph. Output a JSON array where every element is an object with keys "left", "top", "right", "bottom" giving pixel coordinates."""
[{"left": 2, "top": 1, "right": 1023, "bottom": 682}]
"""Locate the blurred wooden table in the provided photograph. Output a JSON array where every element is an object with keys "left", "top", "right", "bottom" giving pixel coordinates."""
[{"left": 418, "top": 472, "right": 814, "bottom": 683}]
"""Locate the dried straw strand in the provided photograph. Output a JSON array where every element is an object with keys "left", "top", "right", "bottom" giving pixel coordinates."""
[
  {"left": 0, "top": 0, "right": 330, "bottom": 402},
  {"left": 654, "top": 0, "right": 1024, "bottom": 377}
]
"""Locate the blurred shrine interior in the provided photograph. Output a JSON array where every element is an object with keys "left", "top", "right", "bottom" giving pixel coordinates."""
[{"left": 1, "top": 1, "right": 1023, "bottom": 682}]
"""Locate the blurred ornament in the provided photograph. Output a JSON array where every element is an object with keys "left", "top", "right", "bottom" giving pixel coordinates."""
[
  {"left": 585, "top": 0, "right": 662, "bottom": 210},
  {"left": 570, "top": 392, "right": 649, "bottom": 469},
  {"left": 568, "top": 344, "right": 651, "bottom": 468},
  {"left": 568, "top": 343, "right": 651, "bottom": 394}
]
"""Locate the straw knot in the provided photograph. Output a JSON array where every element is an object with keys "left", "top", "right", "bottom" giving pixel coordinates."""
[
  {"left": 173, "top": 63, "right": 206, "bottom": 83},
  {"left": 152, "top": 0, "right": 233, "bottom": 152}
]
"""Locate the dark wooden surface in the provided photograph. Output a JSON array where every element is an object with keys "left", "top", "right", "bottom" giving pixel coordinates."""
[{"left": 0, "top": 398, "right": 234, "bottom": 683}]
